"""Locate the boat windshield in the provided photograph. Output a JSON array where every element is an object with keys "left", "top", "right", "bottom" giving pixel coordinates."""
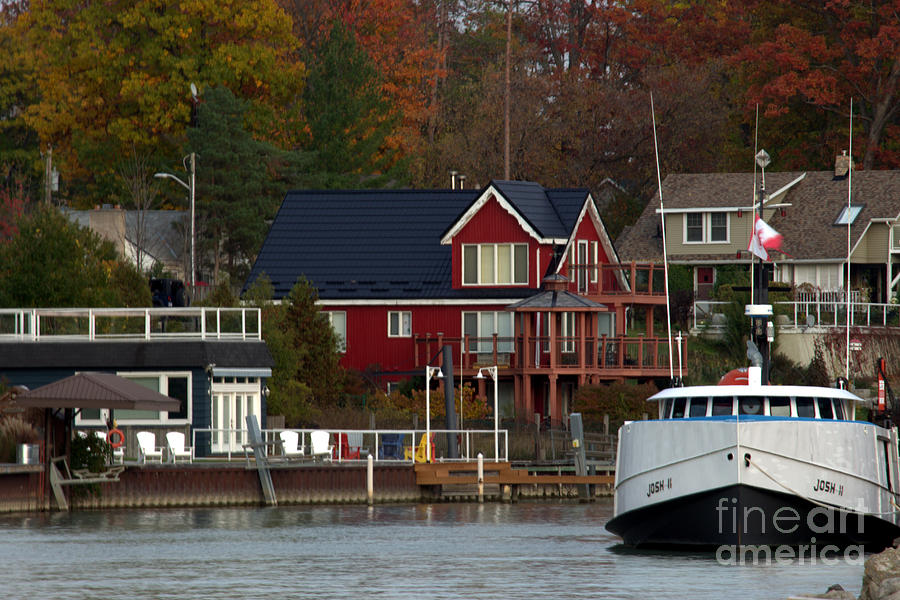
[{"left": 660, "top": 393, "right": 850, "bottom": 420}]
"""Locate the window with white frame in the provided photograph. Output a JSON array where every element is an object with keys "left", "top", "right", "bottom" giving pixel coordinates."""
[
  {"left": 388, "top": 311, "right": 411, "bottom": 337},
  {"left": 684, "top": 212, "right": 729, "bottom": 244},
  {"left": 561, "top": 312, "right": 577, "bottom": 353},
  {"left": 462, "top": 243, "right": 528, "bottom": 285},
  {"left": 324, "top": 311, "right": 347, "bottom": 352},
  {"left": 75, "top": 372, "right": 191, "bottom": 425},
  {"left": 463, "top": 311, "right": 514, "bottom": 353}
]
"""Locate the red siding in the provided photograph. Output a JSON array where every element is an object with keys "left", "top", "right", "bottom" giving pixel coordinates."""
[
  {"left": 321, "top": 303, "right": 509, "bottom": 377},
  {"left": 450, "top": 193, "right": 553, "bottom": 289}
]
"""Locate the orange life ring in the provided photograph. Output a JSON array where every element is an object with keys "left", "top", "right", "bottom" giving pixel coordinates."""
[{"left": 106, "top": 428, "right": 125, "bottom": 448}]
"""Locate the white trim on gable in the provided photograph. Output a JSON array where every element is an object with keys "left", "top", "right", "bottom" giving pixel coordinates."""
[
  {"left": 764, "top": 173, "right": 806, "bottom": 205},
  {"left": 555, "top": 194, "right": 630, "bottom": 292},
  {"left": 439, "top": 184, "right": 566, "bottom": 245}
]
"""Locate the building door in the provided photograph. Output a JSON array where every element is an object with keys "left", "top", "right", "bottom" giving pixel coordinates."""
[
  {"left": 696, "top": 267, "right": 714, "bottom": 300},
  {"left": 210, "top": 377, "right": 261, "bottom": 454}
]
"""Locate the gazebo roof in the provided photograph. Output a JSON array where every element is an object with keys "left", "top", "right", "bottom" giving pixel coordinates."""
[
  {"left": 12, "top": 372, "right": 181, "bottom": 412},
  {"left": 506, "top": 289, "right": 606, "bottom": 311}
]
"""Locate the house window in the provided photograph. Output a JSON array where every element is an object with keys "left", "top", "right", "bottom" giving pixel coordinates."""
[
  {"left": 461, "top": 243, "right": 528, "bottom": 285},
  {"left": 684, "top": 212, "right": 730, "bottom": 244},
  {"left": 324, "top": 311, "right": 346, "bottom": 352},
  {"left": 463, "top": 311, "right": 513, "bottom": 353},
  {"left": 75, "top": 372, "right": 192, "bottom": 425},
  {"left": 710, "top": 213, "right": 728, "bottom": 242},
  {"left": 561, "top": 312, "right": 576, "bottom": 353},
  {"left": 834, "top": 205, "right": 863, "bottom": 225},
  {"left": 686, "top": 213, "right": 704, "bottom": 242},
  {"left": 388, "top": 311, "right": 411, "bottom": 337}
]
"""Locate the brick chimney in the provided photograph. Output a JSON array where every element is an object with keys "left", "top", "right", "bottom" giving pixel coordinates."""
[{"left": 835, "top": 150, "right": 852, "bottom": 177}]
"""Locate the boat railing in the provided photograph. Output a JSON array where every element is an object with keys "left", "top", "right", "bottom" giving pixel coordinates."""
[
  {"left": 190, "top": 427, "right": 510, "bottom": 463},
  {"left": 0, "top": 307, "right": 263, "bottom": 341}
]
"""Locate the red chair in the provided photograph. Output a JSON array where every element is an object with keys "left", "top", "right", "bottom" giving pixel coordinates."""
[{"left": 333, "top": 433, "right": 361, "bottom": 460}]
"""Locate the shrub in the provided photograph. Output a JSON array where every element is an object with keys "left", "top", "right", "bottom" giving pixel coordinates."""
[{"left": 573, "top": 381, "right": 659, "bottom": 430}]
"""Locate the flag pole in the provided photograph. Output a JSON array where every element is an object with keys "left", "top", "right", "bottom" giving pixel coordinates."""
[{"left": 845, "top": 99, "right": 853, "bottom": 384}]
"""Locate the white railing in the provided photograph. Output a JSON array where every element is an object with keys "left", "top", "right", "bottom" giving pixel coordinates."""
[
  {"left": 190, "top": 428, "right": 510, "bottom": 463},
  {"left": 775, "top": 301, "right": 899, "bottom": 328},
  {"left": 0, "top": 307, "right": 262, "bottom": 341},
  {"left": 796, "top": 289, "right": 862, "bottom": 304}
]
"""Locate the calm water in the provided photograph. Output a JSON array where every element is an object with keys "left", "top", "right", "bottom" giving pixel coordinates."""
[{"left": 0, "top": 500, "right": 863, "bottom": 599}]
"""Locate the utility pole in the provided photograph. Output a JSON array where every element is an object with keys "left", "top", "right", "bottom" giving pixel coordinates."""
[{"left": 504, "top": 0, "right": 512, "bottom": 180}]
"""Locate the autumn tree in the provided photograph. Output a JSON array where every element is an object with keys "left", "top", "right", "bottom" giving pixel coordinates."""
[
  {"left": 735, "top": 0, "right": 900, "bottom": 169},
  {"left": 15, "top": 0, "right": 306, "bottom": 207}
]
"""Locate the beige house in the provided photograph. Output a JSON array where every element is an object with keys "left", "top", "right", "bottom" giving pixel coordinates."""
[
  {"left": 617, "top": 156, "right": 900, "bottom": 303},
  {"left": 64, "top": 206, "right": 189, "bottom": 279}
]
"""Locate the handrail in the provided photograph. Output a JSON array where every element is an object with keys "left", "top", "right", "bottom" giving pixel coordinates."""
[
  {"left": 191, "top": 427, "right": 510, "bottom": 463},
  {"left": 0, "top": 307, "right": 263, "bottom": 341}
]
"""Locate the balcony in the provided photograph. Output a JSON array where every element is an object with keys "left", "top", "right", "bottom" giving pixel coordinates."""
[
  {"left": 0, "top": 307, "right": 263, "bottom": 342},
  {"left": 413, "top": 333, "right": 682, "bottom": 378},
  {"left": 565, "top": 262, "right": 668, "bottom": 302}
]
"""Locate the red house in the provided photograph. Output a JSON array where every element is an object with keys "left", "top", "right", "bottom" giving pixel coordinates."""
[{"left": 246, "top": 181, "right": 678, "bottom": 426}]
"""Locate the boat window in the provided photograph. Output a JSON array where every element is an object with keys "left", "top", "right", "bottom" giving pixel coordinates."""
[
  {"left": 689, "top": 397, "right": 709, "bottom": 417},
  {"left": 662, "top": 399, "right": 673, "bottom": 418},
  {"left": 672, "top": 398, "right": 686, "bottom": 418},
  {"left": 712, "top": 397, "right": 734, "bottom": 416},
  {"left": 833, "top": 399, "right": 845, "bottom": 420},
  {"left": 768, "top": 397, "right": 791, "bottom": 417},
  {"left": 739, "top": 396, "right": 764, "bottom": 415},
  {"left": 817, "top": 398, "right": 834, "bottom": 419},
  {"left": 796, "top": 397, "right": 815, "bottom": 418}
]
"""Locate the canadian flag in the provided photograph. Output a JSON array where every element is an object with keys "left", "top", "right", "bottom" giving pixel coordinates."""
[{"left": 748, "top": 216, "right": 783, "bottom": 261}]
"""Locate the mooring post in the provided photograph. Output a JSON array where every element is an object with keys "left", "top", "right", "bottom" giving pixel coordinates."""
[
  {"left": 477, "top": 452, "right": 484, "bottom": 503},
  {"left": 367, "top": 453, "right": 374, "bottom": 505}
]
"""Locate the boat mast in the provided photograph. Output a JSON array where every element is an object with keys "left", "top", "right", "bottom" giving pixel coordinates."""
[
  {"left": 749, "top": 149, "right": 773, "bottom": 384},
  {"left": 650, "top": 93, "right": 677, "bottom": 385}
]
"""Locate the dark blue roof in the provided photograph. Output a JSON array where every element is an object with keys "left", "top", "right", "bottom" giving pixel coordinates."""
[{"left": 245, "top": 182, "right": 591, "bottom": 300}]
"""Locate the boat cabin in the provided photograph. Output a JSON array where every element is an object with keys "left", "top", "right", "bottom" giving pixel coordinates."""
[{"left": 654, "top": 389, "right": 853, "bottom": 421}]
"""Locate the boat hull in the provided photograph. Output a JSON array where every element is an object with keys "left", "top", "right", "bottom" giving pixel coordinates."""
[{"left": 606, "top": 483, "right": 900, "bottom": 550}]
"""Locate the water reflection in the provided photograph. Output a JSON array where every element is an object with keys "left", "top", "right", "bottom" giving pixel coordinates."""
[{"left": 0, "top": 500, "right": 863, "bottom": 600}]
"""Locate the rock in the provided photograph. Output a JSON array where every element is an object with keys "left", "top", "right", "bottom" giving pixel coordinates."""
[
  {"left": 789, "top": 584, "right": 856, "bottom": 599},
  {"left": 861, "top": 548, "right": 900, "bottom": 600}
]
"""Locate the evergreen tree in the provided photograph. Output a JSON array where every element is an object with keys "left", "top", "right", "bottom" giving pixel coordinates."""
[
  {"left": 302, "top": 21, "right": 406, "bottom": 187},
  {"left": 186, "top": 86, "right": 316, "bottom": 285}
]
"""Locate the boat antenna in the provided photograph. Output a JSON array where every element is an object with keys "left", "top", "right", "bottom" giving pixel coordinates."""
[
  {"left": 845, "top": 98, "right": 853, "bottom": 384},
  {"left": 650, "top": 93, "right": 676, "bottom": 385}
]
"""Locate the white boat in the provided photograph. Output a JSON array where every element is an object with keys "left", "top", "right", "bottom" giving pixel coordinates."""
[{"left": 606, "top": 365, "right": 900, "bottom": 549}]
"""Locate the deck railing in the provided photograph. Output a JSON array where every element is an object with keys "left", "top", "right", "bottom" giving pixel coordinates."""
[
  {"left": 564, "top": 262, "right": 667, "bottom": 297},
  {"left": 414, "top": 333, "right": 681, "bottom": 373},
  {"left": 0, "top": 307, "right": 263, "bottom": 341},
  {"left": 191, "top": 428, "right": 509, "bottom": 463}
]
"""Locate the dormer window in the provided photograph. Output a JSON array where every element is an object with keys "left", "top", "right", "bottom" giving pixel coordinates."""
[
  {"left": 462, "top": 243, "right": 528, "bottom": 285},
  {"left": 834, "top": 205, "right": 862, "bottom": 225}
]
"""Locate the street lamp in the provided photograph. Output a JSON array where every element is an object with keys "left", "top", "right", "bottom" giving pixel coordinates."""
[
  {"left": 424, "top": 365, "right": 443, "bottom": 463},
  {"left": 154, "top": 152, "right": 195, "bottom": 290},
  {"left": 475, "top": 365, "right": 499, "bottom": 462}
]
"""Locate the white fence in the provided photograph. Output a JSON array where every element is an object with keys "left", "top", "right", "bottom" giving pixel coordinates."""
[{"left": 190, "top": 428, "right": 509, "bottom": 463}]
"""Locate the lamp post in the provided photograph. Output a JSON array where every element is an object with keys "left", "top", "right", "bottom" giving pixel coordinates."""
[
  {"left": 425, "top": 365, "right": 443, "bottom": 463},
  {"left": 154, "top": 152, "right": 195, "bottom": 290},
  {"left": 475, "top": 365, "right": 499, "bottom": 462}
]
